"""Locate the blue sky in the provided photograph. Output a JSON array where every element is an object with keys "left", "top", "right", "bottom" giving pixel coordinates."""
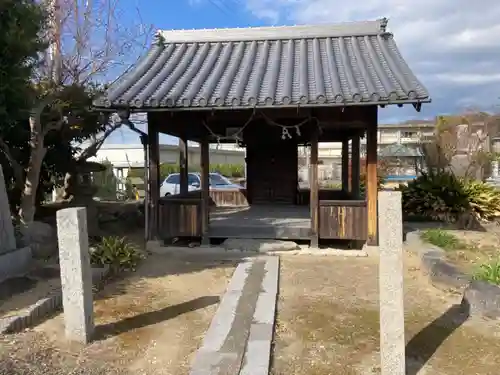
[{"left": 108, "top": 0, "right": 500, "bottom": 145}]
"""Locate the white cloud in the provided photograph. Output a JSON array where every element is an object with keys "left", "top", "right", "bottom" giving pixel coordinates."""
[
  {"left": 240, "top": 0, "right": 500, "bottom": 119},
  {"left": 435, "top": 73, "right": 500, "bottom": 85}
]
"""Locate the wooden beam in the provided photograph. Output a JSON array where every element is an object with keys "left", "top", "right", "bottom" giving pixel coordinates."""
[
  {"left": 200, "top": 138, "right": 210, "bottom": 245},
  {"left": 310, "top": 126, "right": 319, "bottom": 248},
  {"left": 341, "top": 139, "right": 349, "bottom": 192},
  {"left": 351, "top": 135, "right": 361, "bottom": 199},
  {"left": 179, "top": 137, "right": 188, "bottom": 195},
  {"left": 147, "top": 106, "right": 378, "bottom": 138},
  {"left": 366, "top": 115, "right": 378, "bottom": 246},
  {"left": 147, "top": 117, "right": 160, "bottom": 240}
]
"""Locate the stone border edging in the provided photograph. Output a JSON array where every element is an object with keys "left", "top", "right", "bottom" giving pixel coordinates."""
[
  {"left": 0, "top": 265, "right": 110, "bottom": 334},
  {"left": 405, "top": 231, "right": 471, "bottom": 289},
  {"left": 189, "top": 259, "right": 254, "bottom": 374},
  {"left": 146, "top": 241, "right": 368, "bottom": 257},
  {"left": 240, "top": 256, "right": 279, "bottom": 375},
  {"left": 405, "top": 230, "right": 500, "bottom": 319},
  {"left": 189, "top": 256, "right": 280, "bottom": 375}
]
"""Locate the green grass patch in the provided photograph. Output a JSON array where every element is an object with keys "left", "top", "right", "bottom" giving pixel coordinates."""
[
  {"left": 473, "top": 260, "right": 500, "bottom": 285},
  {"left": 420, "top": 229, "right": 465, "bottom": 251}
]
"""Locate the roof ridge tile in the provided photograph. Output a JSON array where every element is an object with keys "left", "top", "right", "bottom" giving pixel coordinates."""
[{"left": 155, "top": 19, "right": 387, "bottom": 44}]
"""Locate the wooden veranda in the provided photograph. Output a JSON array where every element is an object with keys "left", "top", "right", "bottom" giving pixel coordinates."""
[{"left": 93, "top": 19, "right": 430, "bottom": 246}]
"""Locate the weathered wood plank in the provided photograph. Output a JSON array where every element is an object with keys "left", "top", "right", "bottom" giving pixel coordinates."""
[
  {"left": 319, "top": 200, "right": 367, "bottom": 240},
  {"left": 159, "top": 198, "right": 202, "bottom": 238},
  {"left": 147, "top": 117, "right": 160, "bottom": 240}
]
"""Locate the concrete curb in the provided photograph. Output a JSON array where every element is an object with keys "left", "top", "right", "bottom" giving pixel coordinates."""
[
  {"left": 189, "top": 260, "right": 253, "bottom": 374},
  {"left": 189, "top": 256, "right": 280, "bottom": 375},
  {"left": 0, "top": 265, "right": 110, "bottom": 334},
  {"left": 406, "top": 230, "right": 500, "bottom": 319},
  {"left": 462, "top": 280, "right": 500, "bottom": 319},
  {"left": 240, "top": 256, "right": 279, "bottom": 375}
]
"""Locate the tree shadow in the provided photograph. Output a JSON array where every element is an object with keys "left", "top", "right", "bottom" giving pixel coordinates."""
[
  {"left": 405, "top": 302, "right": 470, "bottom": 375},
  {"left": 94, "top": 295, "right": 220, "bottom": 340}
]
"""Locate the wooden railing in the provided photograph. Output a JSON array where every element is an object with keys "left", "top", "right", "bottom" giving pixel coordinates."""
[
  {"left": 158, "top": 188, "right": 248, "bottom": 239},
  {"left": 297, "top": 188, "right": 352, "bottom": 205},
  {"left": 159, "top": 197, "right": 202, "bottom": 238},
  {"left": 319, "top": 200, "right": 367, "bottom": 240},
  {"left": 163, "top": 189, "right": 248, "bottom": 206},
  {"left": 210, "top": 188, "right": 248, "bottom": 207}
]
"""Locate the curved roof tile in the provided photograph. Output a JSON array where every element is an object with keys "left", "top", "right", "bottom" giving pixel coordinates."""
[{"left": 94, "top": 19, "right": 430, "bottom": 110}]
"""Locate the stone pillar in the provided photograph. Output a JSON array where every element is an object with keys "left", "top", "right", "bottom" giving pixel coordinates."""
[
  {"left": 0, "top": 165, "right": 16, "bottom": 254},
  {"left": 56, "top": 207, "right": 94, "bottom": 344},
  {"left": 492, "top": 160, "right": 499, "bottom": 179},
  {"left": 378, "top": 191, "right": 405, "bottom": 375}
]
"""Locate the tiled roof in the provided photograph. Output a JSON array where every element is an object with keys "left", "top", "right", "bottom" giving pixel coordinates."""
[{"left": 94, "top": 19, "right": 430, "bottom": 110}]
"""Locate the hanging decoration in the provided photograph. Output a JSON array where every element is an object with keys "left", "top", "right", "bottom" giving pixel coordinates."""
[
  {"left": 260, "top": 112, "right": 316, "bottom": 141},
  {"left": 281, "top": 127, "right": 291, "bottom": 140},
  {"left": 202, "top": 111, "right": 256, "bottom": 147},
  {"left": 201, "top": 111, "right": 321, "bottom": 144}
]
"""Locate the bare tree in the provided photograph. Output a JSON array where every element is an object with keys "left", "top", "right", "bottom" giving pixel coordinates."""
[
  {"left": 421, "top": 112, "right": 500, "bottom": 180},
  {"left": 0, "top": 0, "right": 153, "bottom": 226}
]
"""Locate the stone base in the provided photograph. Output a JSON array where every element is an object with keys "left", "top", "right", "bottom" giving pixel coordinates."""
[
  {"left": 0, "top": 247, "right": 32, "bottom": 283},
  {"left": 462, "top": 281, "right": 500, "bottom": 319},
  {"left": 222, "top": 239, "right": 300, "bottom": 252}
]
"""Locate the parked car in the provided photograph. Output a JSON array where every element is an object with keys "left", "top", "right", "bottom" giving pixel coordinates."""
[{"left": 160, "top": 172, "right": 243, "bottom": 196}]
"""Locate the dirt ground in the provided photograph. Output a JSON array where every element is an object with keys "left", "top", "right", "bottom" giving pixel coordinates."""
[
  {"left": 411, "top": 221, "right": 500, "bottom": 274},
  {"left": 0, "top": 253, "right": 237, "bottom": 375},
  {"left": 271, "top": 250, "right": 500, "bottom": 375},
  {"left": 438, "top": 226, "right": 500, "bottom": 274}
]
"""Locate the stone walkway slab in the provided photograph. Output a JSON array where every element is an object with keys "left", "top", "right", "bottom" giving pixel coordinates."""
[{"left": 189, "top": 256, "right": 279, "bottom": 375}]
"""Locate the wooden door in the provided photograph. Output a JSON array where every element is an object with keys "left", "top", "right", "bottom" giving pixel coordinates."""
[{"left": 246, "top": 141, "right": 298, "bottom": 205}]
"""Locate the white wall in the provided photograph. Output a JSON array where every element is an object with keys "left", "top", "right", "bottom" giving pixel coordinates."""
[{"left": 88, "top": 143, "right": 246, "bottom": 169}]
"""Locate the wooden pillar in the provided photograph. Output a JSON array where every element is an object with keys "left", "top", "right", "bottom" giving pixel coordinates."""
[
  {"left": 147, "top": 119, "right": 160, "bottom": 240},
  {"left": 351, "top": 135, "right": 361, "bottom": 199},
  {"left": 366, "top": 120, "right": 379, "bottom": 246},
  {"left": 200, "top": 138, "right": 210, "bottom": 245},
  {"left": 341, "top": 138, "right": 349, "bottom": 192},
  {"left": 310, "top": 128, "right": 319, "bottom": 248},
  {"left": 179, "top": 137, "right": 188, "bottom": 195}
]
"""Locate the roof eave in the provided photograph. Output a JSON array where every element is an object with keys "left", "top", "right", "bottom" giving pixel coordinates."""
[{"left": 92, "top": 98, "right": 431, "bottom": 113}]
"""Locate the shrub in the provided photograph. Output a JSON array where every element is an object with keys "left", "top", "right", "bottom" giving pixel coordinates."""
[
  {"left": 90, "top": 236, "right": 145, "bottom": 272},
  {"left": 462, "top": 180, "right": 500, "bottom": 222},
  {"left": 420, "top": 229, "right": 465, "bottom": 250},
  {"left": 400, "top": 170, "right": 500, "bottom": 223},
  {"left": 473, "top": 260, "right": 500, "bottom": 285},
  {"left": 399, "top": 171, "right": 470, "bottom": 222}
]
